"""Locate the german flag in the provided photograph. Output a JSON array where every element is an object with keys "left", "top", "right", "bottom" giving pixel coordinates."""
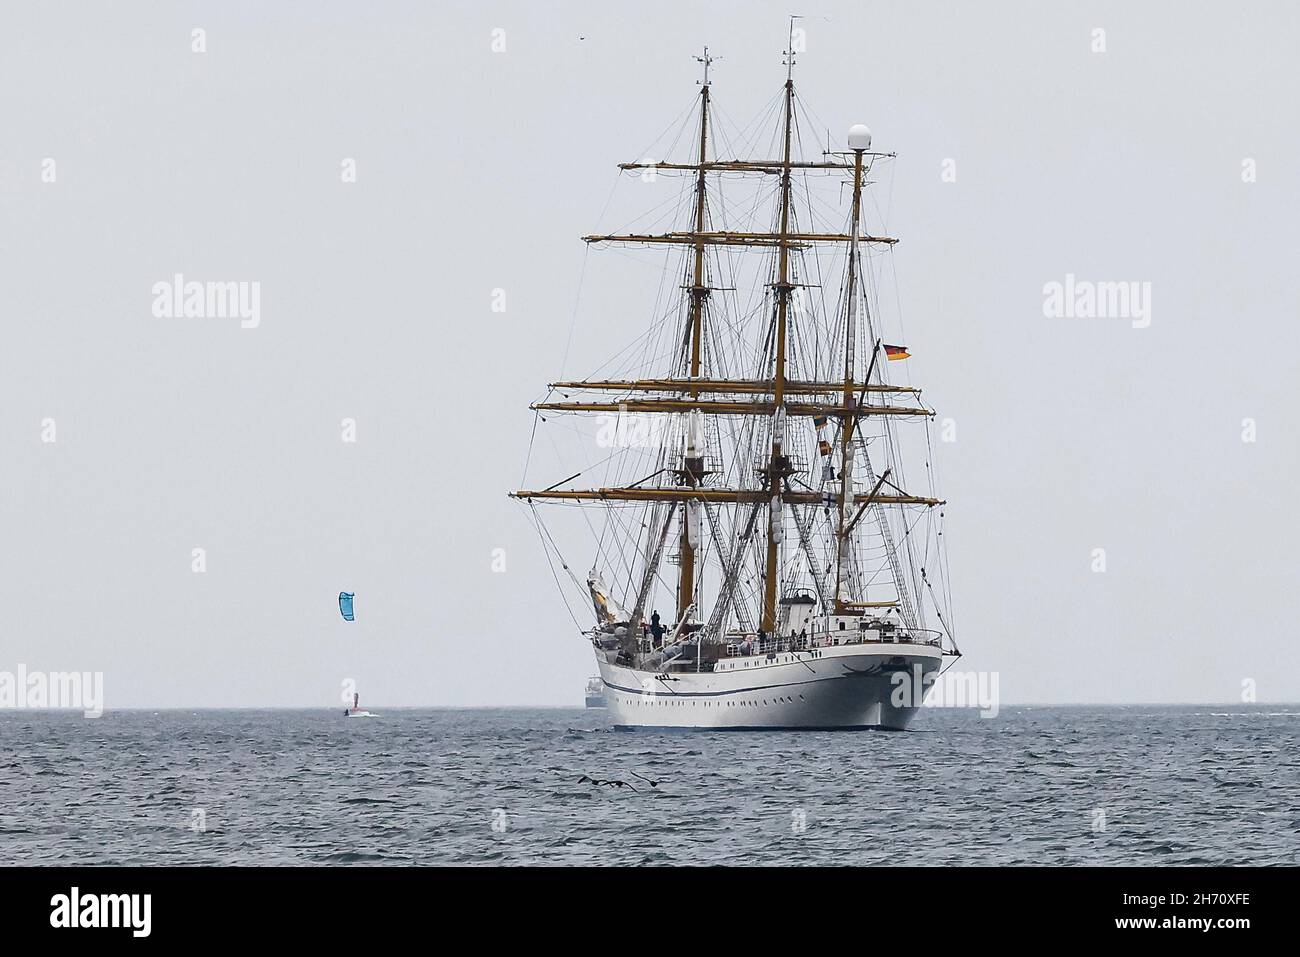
[{"left": 883, "top": 344, "right": 911, "bottom": 361}]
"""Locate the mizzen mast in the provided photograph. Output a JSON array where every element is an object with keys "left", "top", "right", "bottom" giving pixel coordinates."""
[{"left": 834, "top": 132, "right": 868, "bottom": 613}]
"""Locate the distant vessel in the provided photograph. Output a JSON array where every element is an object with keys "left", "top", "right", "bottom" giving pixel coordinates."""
[
  {"left": 514, "top": 36, "right": 961, "bottom": 730},
  {"left": 585, "top": 676, "right": 606, "bottom": 709},
  {"left": 343, "top": 693, "right": 376, "bottom": 718}
]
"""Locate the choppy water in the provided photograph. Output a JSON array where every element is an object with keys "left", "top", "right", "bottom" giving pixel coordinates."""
[{"left": 1, "top": 706, "right": 1296, "bottom": 865}]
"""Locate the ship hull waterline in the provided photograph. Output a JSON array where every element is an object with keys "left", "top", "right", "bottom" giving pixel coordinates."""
[{"left": 596, "top": 642, "right": 943, "bottom": 731}]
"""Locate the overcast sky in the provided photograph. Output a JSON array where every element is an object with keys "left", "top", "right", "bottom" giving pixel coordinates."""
[{"left": 2, "top": 1, "right": 1297, "bottom": 708}]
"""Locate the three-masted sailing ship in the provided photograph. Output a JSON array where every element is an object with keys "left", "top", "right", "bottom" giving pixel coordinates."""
[{"left": 514, "top": 40, "right": 960, "bottom": 729}]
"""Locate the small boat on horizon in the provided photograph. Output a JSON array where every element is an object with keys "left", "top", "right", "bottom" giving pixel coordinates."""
[{"left": 343, "top": 693, "right": 377, "bottom": 718}]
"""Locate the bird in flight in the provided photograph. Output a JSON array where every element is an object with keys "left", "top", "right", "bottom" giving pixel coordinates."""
[{"left": 578, "top": 774, "right": 638, "bottom": 792}]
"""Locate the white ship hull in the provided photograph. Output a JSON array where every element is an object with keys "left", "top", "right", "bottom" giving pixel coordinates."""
[{"left": 596, "top": 641, "right": 943, "bottom": 730}]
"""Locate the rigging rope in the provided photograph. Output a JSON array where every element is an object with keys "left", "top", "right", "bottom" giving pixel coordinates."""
[{"left": 527, "top": 503, "right": 586, "bottom": 631}]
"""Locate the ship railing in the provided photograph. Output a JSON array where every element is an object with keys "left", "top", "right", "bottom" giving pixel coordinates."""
[
  {"left": 809, "top": 628, "right": 945, "bottom": 649},
  {"left": 719, "top": 630, "right": 945, "bottom": 660},
  {"left": 724, "top": 630, "right": 945, "bottom": 655},
  {"left": 724, "top": 637, "right": 810, "bottom": 657}
]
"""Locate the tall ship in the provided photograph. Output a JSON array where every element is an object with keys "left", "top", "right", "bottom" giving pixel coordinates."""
[{"left": 514, "top": 38, "right": 960, "bottom": 730}]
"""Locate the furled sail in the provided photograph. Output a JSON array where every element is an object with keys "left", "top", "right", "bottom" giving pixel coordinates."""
[{"left": 588, "top": 572, "right": 629, "bottom": 627}]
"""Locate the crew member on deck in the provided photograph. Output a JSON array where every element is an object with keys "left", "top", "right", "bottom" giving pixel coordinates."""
[{"left": 650, "top": 610, "right": 665, "bottom": 649}]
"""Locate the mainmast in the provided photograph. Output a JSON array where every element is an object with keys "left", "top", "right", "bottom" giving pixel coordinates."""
[
  {"left": 676, "top": 47, "right": 714, "bottom": 624},
  {"left": 760, "top": 41, "right": 798, "bottom": 634}
]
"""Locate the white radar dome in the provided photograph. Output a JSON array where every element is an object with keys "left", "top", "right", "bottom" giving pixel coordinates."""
[{"left": 847, "top": 124, "right": 872, "bottom": 150}]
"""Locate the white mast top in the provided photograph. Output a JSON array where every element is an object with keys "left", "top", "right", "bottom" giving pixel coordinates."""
[
  {"left": 694, "top": 46, "right": 717, "bottom": 87},
  {"left": 784, "top": 16, "right": 801, "bottom": 80}
]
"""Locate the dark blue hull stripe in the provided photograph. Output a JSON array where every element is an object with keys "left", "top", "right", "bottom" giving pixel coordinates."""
[{"left": 602, "top": 675, "right": 842, "bottom": 697}]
